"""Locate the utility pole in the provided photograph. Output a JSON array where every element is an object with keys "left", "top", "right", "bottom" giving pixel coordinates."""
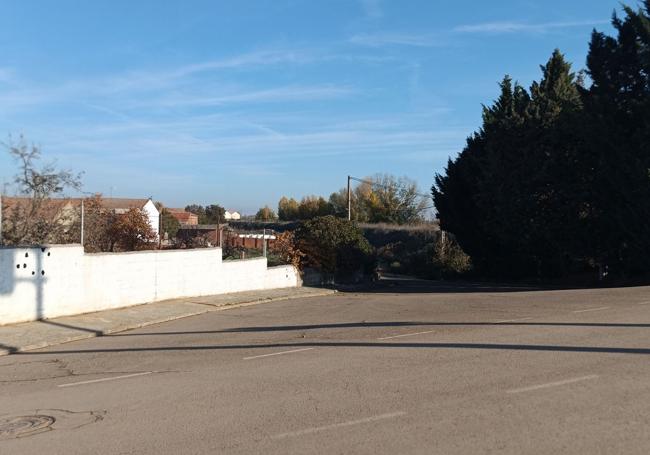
[
  {"left": 262, "top": 228, "right": 267, "bottom": 258},
  {"left": 347, "top": 175, "right": 351, "bottom": 221},
  {"left": 217, "top": 213, "right": 221, "bottom": 247},
  {"left": 0, "top": 194, "right": 3, "bottom": 246},
  {"left": 80, "top": 199, "right": 85, "bottom": 248}
]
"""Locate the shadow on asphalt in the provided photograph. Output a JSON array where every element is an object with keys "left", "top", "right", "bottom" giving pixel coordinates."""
[
  {"left": 336, "top": 277, "right": 550, "bottom": 294},
  {"left": 14, "top": 341, "right": 650, "bottom": 356},
  {"left": 105, "top": 321, "right": 650, "bottom": 337},
  {"left": 0, "top": 343, "right": 17, "bottom": 354}
]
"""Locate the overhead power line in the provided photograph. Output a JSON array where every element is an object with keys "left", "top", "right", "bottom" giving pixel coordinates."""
[
  {"left": 346, "top": 175, "right": 435, "bottom": 221},
  {"left": 349, "top": 176, "right": 433, "bottom": 200}
]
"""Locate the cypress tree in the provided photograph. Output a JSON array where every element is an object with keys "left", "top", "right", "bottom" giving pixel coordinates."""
[{"left": 584, "top": 2, "right": 650, "bottom": 275}]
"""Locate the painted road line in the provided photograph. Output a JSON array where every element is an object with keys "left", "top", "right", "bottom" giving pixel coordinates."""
[
  {"left": 638, "top": 301, "right": 650, "bottom": 305},
  {"left": 572, "top": 307, "right": 610, "bottom": 313},
  {"left": 58, "top": 371, "right": 154, "bottom": 388},
  {"left": 495, "top": 317, "right": 534, "bottom": 324},
  {"left": 271, "top": 412, "right": 407, "bottom": 439},
  {"left": 507, "top": 375, "right": 599, "bottom": 394},
  {"left": 377, "top": 330, "right": 435, "bottom": 340},
  {"left": 243, "top": 348, "right": 314, "bottom": 360}
]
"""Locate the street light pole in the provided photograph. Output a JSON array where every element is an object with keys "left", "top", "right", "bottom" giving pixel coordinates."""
[
  {"left": 263, "top": 228, "right": 267, "bottom": 258},
  {"left": 347, "top": 175, "right": 351, "bottom": 221},
  {"left": 80, "top": 199, "right": 85, "bottom": 248},
  {"left": 0, "top": 194, "right": 3, "bottom": 246}
]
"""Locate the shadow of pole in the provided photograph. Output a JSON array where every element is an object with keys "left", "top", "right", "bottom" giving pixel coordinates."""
[
  {"left": 1, "top": 246, "right": 48, "bottom": 321},
  {"left": 36, "top": 248, "right": 43, "bottom": 320}
]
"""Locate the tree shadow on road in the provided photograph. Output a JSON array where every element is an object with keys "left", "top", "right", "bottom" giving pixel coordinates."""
[
  {"left": 12, "top": 340, "right": 650, "bottom": 356},
  {"left": 338, "top": 276, "right": 643, "bottom": 294},
  {"left": 104, "top": 320, "right": 650, "bottom": 337}
]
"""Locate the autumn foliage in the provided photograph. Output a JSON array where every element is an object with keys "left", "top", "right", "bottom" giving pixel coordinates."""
[
  {"left": 107, "top": 208, "right": 157, "bottom": 251},
  {"left": 270, "top": 231, "right": 305, "bottom": 269}
]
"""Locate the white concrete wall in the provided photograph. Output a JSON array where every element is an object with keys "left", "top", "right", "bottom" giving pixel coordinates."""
[
  {"left": 0, "top": 245, "right": 85, "bottom": 324},
  {"left": 264, "top": 265, "right": 301, "bottom": 290},
  {"left": 0, "top": 245, "right": 300, "bottom": 325}
]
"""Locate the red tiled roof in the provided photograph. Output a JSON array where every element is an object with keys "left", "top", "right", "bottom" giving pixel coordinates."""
[
  {"left": 2, "top": 196, "right": 152, "bottom": 213},
  {"left": 98, "top": 198, "right": 150, "bottom": 210},
  {"left": 1, "top": 196, "right": 76, "bottom": 218},
  {"left": 165, "top": 208, "right": 198, "bottom": 224},
  {"left": 166, "top": 208, "right": 189, "bottom": 214},
  {"left": 174, "top": 212, "right": 193, "bottom": 221}
]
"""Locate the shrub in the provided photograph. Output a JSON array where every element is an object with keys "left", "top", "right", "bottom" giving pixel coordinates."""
[
  {"left": 376, "top": 231, "right": 471, "bottom": 279},
  {"left": 269, "top": 231, "right": 305, "bottom": 269},
  {"left": 295, "top": 216, "right": 374, "bottom": 277}
]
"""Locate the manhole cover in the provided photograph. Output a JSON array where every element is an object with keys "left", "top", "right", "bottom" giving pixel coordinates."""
[{"left": 0, "top": 415, "right": 55, "bottom": 440}]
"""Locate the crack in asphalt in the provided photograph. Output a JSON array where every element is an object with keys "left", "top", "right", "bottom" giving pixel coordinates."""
[{"left": 0, "top": 356, "right": 182, "bottom": 384}]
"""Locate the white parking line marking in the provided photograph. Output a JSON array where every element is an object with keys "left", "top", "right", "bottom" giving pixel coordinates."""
[
  {"left": 271, "top": 412, "right": 407, "bottom": 439},
  {"left": 507, "top": 375, "right": 598, "bottom": 394},
  {"left": 58, "top": 371, "right": 154, "bottom": 388},
  {"left": 495, "top": 317, "right": 534, "bottom": 323},
  {"left": 377, "top": 330, "right": 435, "bottom": 340},
  {"left": 572, "top": 307, "right": 610, "bottom": 313},
  {"left": 243, "top": 348, "right": 314, "bottom": 360}
]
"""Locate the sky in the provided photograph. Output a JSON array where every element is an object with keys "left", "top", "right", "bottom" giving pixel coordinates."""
[{"left": 0, "top": 0, "right": 619, "bottom": 214}]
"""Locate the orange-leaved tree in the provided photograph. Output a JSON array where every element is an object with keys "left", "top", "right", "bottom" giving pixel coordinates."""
[
  {"left": 270, "top": 230, "right": 305, "bottom": 269},
  {"left": 108, "top": 208, "right": 156, "bottom": 251}
]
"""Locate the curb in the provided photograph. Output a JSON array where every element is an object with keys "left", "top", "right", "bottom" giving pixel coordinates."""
[{"left": 0, "top": 288, "right": 337, "bottom": 356}]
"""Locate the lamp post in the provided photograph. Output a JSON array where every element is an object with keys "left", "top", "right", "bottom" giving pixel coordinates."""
[{"left": 347, "top": 175, "right": 351, "bottom": 221}]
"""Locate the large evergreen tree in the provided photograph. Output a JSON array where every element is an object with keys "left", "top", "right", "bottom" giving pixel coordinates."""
[
  {"left": 434, "top": 76, "right": 527, "bottom": 274},
  {"left": 583, "top": 1, "right": 650, "bottom": 274},
  {"left": 434, "top": 2, "right": 650, "bottom": 280},
  {"left": 434, "top": 51, "right": 590, "bottom": 278}
]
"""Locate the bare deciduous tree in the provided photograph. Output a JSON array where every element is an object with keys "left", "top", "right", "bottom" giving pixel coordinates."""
[{"left": 2, "top": 136, "right": 82, "bottom": 245}]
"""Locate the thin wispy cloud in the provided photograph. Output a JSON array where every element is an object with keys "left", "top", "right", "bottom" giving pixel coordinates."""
[
  {"left": 359, "top": 0, "right": 383, "bottom": 20},
  {"left": 454, "top": 20, "right": 609, "bottom": 34},
  {"left": 31, "top": 111, "right": 465, "bottom": 164},
  {"left": 349, "top": 32, "right": 445, "bottom": 47},
  {"left": 349, "top": 19, "right": 608, "bottom": 49},
  {"left": 149, "top": 85, "right": 355, "bottom": 108},
  {"left": 103, "top": 49, "right": 315, "bottom": 94},
  {"left": 0, "top": 68, "right": 15, "bottom": 84},
  {"left": 0, "top": 48, "right": 353, "bottom": 113}
]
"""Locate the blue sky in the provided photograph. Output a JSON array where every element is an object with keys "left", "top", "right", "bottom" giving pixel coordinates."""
[{"left": 0, "top": 0, "right": 617, "bottom": 213}]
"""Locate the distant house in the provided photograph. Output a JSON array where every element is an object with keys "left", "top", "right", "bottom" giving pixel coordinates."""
[
  {"left": 224, "top": 210, "right": 241, "bottom": 220},
  {"left": 100, "top": 198, "right": 160, "bottom": 238},
  {"left": 1, "top": 196, "right": 160, "bottom": 239},
  {"left": 166, "top": 208, "right": 199, "bottom": 226},
  {"left": 1, "top": 196, "right": 75, "bottom": 221},
  {"left": 1, "top": 197, "right": 80, "bottom": 237}
]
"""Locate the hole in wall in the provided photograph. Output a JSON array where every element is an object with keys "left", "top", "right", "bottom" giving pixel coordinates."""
[
  {"left": 23, "top": 264, "right": 27, "bottom": 269},
  {"left": 41, "top": 271, "right": 45, "bottom": 276},
  {"left": 41, "top": 248, "right": 46, "bottom": 253},
  {"left": 25, "top": 253, "right": 29, "bottom": 258},
  {"left": 47, "top": 252, "right": 51, "bottom": 257},
  {"left": 31, "top": 271, "right": 35, "bottom": 276},
  {"left": 16, "top": 264, "right": 20, "bottom": 269}
]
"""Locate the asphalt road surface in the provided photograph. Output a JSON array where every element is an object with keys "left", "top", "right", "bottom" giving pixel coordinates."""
[{"left": 1, "top": 280, "right": 649, "bottom": 454}]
